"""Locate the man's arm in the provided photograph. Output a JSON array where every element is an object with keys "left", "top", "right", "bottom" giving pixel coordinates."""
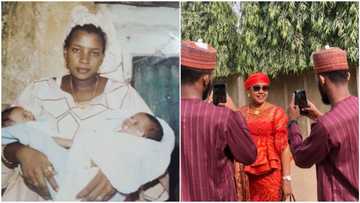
[
  {"left": 225, "top": 111, "right": 257, "bottom": 165},
  {"left": 288, "top": 121, "right": 330, "bottom": 168}
]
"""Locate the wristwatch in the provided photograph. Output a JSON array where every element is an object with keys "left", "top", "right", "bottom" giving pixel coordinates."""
[{"left": 282, "top": 175, "right": 292, "bottom": 181}]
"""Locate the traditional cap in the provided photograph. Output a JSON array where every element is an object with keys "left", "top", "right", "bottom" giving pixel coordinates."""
[
  {"left": 244, "top": 72, "right": 270, "bottom": 90},
  {"left": 312, "top": 47, "right": 349, "bottom": 74},
  {"left": 181, "top": 40, "right": 217, "bottom": 70}
]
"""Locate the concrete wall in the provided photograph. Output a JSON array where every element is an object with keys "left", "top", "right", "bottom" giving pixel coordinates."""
[
  {"left": 225, "top": 67, "right": 358, "bottom": 201},
  {"left": 105, "top": 4, "right": 179, "bottom": 82}
]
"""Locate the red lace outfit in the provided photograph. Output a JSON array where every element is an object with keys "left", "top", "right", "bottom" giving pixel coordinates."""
[{"left": 235, "top": 103, "right": 288, "bottom": 201}]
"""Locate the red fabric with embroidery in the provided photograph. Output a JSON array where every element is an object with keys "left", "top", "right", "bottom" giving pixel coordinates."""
[{"left": 235, "top": 103, "right": 288, "bottom": 201}]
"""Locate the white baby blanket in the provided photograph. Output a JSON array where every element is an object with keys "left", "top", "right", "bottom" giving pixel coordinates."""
[{"left": 2, "top": 116, "right": 173, "bottom": 201}]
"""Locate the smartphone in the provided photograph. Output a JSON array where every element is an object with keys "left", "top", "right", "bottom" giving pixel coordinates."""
[
  {"left": 213, "top": 83, "right": 227, "bottom": 106},
  {"left": 294, "top": 89, "right": 309, "bottom": 115}
]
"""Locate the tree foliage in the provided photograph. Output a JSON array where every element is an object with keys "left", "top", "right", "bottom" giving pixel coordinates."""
[
  {"left": 181, "top": 2, "right": 240, "bottom": 76},
  {"left": 181, "top": 2, "right": 359, "bottom": 78}
]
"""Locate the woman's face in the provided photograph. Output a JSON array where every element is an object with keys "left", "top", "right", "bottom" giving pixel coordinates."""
[
  {"left": 64, "top": 30, "right": 104, "bottom": 80},
  {"left": 248, "top": 82, "right": 269, "bottom": 105}
]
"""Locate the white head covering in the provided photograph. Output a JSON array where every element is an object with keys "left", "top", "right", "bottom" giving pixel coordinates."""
[{"left": 64, "top": 5, "right": 124, "bottom": 79}]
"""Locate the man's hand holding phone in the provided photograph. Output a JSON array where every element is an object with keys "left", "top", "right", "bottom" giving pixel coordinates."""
[
  {"left": 213, "top": 83, "right": 227, "bottom": 106},
  {"left": 288, "top": 94, "right": 301, "bottom": 121},
  {"left": 288, "top": 91, "right": 323, "bottom": 121},
  {"left": 303, "top": 100, "right": 323, "bottom": 120},
  {"left": 294, "top": 89, "right": 309, "bottom": 115}
]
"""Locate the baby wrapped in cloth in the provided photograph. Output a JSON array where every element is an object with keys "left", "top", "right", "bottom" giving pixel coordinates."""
[{"left": 2, "top": 107, "right": 173, "bottom": 201}]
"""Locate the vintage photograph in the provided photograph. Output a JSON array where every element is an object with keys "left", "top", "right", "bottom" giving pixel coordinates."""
[{"left": 2, "top": 2, "right": 179, "bottom": 201}]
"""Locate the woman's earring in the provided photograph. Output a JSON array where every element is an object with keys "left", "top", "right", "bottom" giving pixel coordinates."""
[{"left": 247, "top": 93, "right": 250, "bottom": 98}]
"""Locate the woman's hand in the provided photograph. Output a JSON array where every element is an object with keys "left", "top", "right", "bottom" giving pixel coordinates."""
[
  {"left": 16, "top": 146, "right": 58, "bottom": 200},
  {"left": 282, "top": 180, "right": 293, "bottom": 200},
  {"left": 76, "top": 170, "right": 116, "bottom": 201}
]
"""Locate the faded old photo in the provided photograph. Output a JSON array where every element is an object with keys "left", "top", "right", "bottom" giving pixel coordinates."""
[{"left": 2, "top": 2, "right": 179, "bottom": 201}]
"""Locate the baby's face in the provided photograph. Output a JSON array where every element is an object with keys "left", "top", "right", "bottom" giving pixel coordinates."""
[
  {"left": 120, "top": 113, "right": 150, "bottom": 137},
  {"left": 9, "top": 107, "right": 35, "bottom": 123}
]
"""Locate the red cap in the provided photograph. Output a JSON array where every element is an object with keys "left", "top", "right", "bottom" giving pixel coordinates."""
[
  {"left": 244, "top": 72, "right": 270, "bottom": 90},
  {"left": 312, "top": 47, "right": 349, "bottom": 73},
  {"left": 181, "top": 40, "right": 217, "bottom": 70}
]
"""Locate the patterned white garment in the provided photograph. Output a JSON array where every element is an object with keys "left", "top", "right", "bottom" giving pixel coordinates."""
[{"left": 2, "top": 76, "right": 174, "bottom": 201}]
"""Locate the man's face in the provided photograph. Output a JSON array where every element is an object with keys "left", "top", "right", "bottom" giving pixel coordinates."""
[
  {"left": 9, "top": 107, "right": 35, "bottom": 123},
  {"left": 64, "top": 30, "right": 105, "bottom": 80},
  {"left": 318, "top": 79, "right": 330, "bottom": 105}
]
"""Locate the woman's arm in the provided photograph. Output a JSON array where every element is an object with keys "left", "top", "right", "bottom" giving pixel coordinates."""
[
  {"left": 273, "top": 107, "right": 293, "bottom": 199},
  {"left": 281, "top": 145, "right": 293, "bottom": 199},
  {"left": 2, "top": 142, "right": 23, "bottom": 168},
  {"left": 3, "top": 142, "right": 58, "bottom": 200},
  {"left": 281, "top": 145, "right": 292, "bottom": 177},
  {"left": 76, "top": 170, "right": 116, "bottom": 201},
  {"left": 6, "top": 78, "right": 74, "bottom": 200}
]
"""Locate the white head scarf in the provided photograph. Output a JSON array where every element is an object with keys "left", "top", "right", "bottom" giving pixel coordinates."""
[{"left": 63, "top": 5, "right": 124, "bottom": 80}]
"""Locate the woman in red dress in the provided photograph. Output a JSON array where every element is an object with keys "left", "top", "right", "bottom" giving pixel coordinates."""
[{"left": 234, "top": 72, "right": 293, "bottom": 201}]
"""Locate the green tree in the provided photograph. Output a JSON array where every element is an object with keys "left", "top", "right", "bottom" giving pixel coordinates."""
[
  {"left": 181, "top": 2, "right": 240, "bottom": 76},
  {"left": 181, "top": 2, "right": 359, "bottom": 78}
]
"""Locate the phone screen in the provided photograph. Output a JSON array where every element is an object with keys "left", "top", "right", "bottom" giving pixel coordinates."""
[
  {"left": 294, "top": 89, "right": 309, "bottom": 115},
  {"left": 213, "top": 84, "right": 227, "bottom": 106}
]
